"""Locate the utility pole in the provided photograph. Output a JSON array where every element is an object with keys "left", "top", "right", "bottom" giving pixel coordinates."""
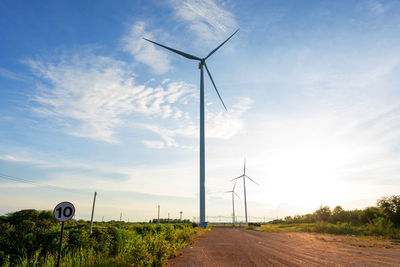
[
  {"left": 180, "top": 211, "right": 183, "bottom": 221},
  {"left": 120, "top": 212, "right": 122, "bottom": 222},
  {"left": 168, "top": 212, "right": 170, "bottom": 222},
  {"left": 90, "top": 191, "right": 97, "bottom": 234},
  {"left": 158, "top": 205, "right": 160, "bottom": 224}
]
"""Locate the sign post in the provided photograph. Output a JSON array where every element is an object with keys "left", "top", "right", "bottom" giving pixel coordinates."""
[{"left": 53, "top": 201, "right": 75, "bottom": 267}]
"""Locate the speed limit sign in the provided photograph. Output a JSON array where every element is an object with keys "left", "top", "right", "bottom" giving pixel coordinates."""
[
  {"left": 53, "top": 201, "right": 75, "bottom": 222},
  {"left": 54, "top": 201, "right": 75, "bottom": 267}
]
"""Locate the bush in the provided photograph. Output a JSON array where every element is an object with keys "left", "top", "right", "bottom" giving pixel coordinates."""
[{"left": 0, "top": 210, "right": 203, "bottom": 266}]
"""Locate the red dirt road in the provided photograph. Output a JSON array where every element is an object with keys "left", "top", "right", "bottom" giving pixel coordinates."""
[{"left": 167, "top": 228, "right": 400, "bottom": 266}]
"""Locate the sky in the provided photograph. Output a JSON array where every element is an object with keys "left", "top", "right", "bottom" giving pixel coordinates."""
[{"left": 1, "top": 0, "right": 400, "bottom": 222}]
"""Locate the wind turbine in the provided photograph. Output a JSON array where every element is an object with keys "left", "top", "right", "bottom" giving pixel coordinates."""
[
  {"left": 232, "top": 159, "right": 258, "bottom": 224},
  {"left": 225, "top": 181, "right": 240, "bottom": 225},
  {"left": 143, "top": 29, "right": 239, "bottom": 226}
]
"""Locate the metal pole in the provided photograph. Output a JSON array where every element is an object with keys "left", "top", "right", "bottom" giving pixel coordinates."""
[
  {"left": 90, "top": 191, "right": 97, "bottom": 234},
  {"left": 158, "top": 205, "right": 160, "bottom": 224},
  {"left": 232, "top": 192, "right": 235, "bottom": 225},
  {"left": 168, "top": 212, "right": 170, "bottom": 222},
  {"left": 199, "top": 62, "right": 206, "bottom": 226},
  {"left": 57, "top": 221, "right": 64, "bottom": 267},
  {"left": 180, "top": 211, "right": 182, "bottom": 220},
  {"left": 120, "top": 212, "right": 122, "bottom": 222},
  {"left": 243, "top": 175, "right": 248, "bottom": 224}
]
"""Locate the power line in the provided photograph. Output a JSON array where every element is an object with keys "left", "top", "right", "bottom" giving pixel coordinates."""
[
  {"left": 0, "top": 172, "right": 123, "bottom": 204},
  {"left": 0, "top": 172, "right": 77, "bottom": 193}
]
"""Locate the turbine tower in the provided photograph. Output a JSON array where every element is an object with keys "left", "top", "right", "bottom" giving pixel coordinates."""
[
  {"left": 144, "top": 30, "right": 239, "bottom": 226},
  {"left": 232, "top": 159, "right": 258, "bottom": 224},
  {"left": 225, "top": 181, "right": 240, "bottom": 225}
]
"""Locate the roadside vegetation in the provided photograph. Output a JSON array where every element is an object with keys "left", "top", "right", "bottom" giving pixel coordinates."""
[
  {"left": 0, "top": 210, "right": 207, "bottom": 266},
  {"left": 263, "top": 195, "right": 400, "bottom": 239}
]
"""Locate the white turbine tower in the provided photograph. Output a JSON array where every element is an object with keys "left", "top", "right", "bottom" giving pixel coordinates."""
[
  {"left": 143, "top": 30, "right": 239, "bottom": 227},
  {"left": 232, "top": 159, "right": 258, "bottom": 224},
  {"left": 225, "top": 181, "right": 240, "bottom": 225}
]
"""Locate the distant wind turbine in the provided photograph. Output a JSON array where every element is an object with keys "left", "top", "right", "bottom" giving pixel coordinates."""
[
  {"left": 144, "top": 29, "right": 239, "bottom": 226},
  {"left": 232, "top": 159, "right": 258, "bottom": 224},
  {"left": 225, "top": 181, "right": 240, "bottom": 225}
]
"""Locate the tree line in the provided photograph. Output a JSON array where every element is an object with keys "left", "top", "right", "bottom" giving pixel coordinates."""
[{"left": 271, "top": 195, "right": 400, "bottom": 226}]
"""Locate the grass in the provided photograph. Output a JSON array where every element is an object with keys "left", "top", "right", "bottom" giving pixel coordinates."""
[
  {"left": 259, "top": 223, "right": 316, "bottom": 232},
  {"left": 258, "top": 222, "right": 400, "bottom": 248}
]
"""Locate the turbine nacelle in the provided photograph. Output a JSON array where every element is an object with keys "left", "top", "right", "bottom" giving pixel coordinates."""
[{"left": 143, "top": 29, "right": 239, "bottom": 112}]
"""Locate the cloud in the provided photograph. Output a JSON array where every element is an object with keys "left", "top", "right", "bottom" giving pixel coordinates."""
[
  {"left": 0, "top": 150, "right": 198, "bottom": 199},
  {"left": 367, "top": 0, "right": 390, "bottom": 15},
  {"left": 25, "top": 50, "right": 251, "bottom": 147},
  {"left": 0, "top": 67, "right": 31, "bottom": 82},
  {"left": 357, "top": 0, "right": 391, "bottom": 15},
  {"left": 122, "top": 21, "right": 172, "bottom": 74},
  {"left": 26, "top": 53, "right": 195, "bottom": 142},
  {"left": 142, "top": 140, "right": 165, "bottom": 149},
  {"left": 169, "top": 0, "right": 238, "bottom": 42},
  {"left": 135, "top": 97, "right": 252, "bottom": 148}
]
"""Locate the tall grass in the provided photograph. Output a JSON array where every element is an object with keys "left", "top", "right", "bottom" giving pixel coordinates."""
[{"left": 261, "top": 218, "right": 400, "bottom": 239}]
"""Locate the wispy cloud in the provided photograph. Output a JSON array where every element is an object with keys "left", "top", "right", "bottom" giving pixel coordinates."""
[
  {"left": 367, "top": 0, "right": 390, "bottom": 15},
  {"left": 0, "top": 67, "right": 30, "bottom": 82},
  {"left": 25, "top": 51, "right": 250, "bottom": 146},
  {"left": 135, "top": 97, "right": 252, "bottom": 148},
  {"left": 122, "top": 21, "right": 172, "bottom": 74},
  {"left": 169, "top": 0, "right": 238, "bottom": 42},
  {"left": 142, "top": 140, "right": 165, "bottom": 149},
  {"left": 357, "top": 0, "right": 391, "bottom": 15},
  {"left": 26, "top": 53, "right": 195, "bottom": 143},
  {"left": 0, "top": 150, "right": 197, "bottom": 199}
]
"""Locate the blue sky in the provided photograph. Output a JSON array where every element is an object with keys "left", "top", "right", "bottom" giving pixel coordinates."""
[{"left": 1, "top": 0, "right": 400, "bottom": 222}]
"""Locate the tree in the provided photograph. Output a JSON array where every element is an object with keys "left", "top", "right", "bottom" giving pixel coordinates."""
[
  {"left": 314, "top": 206, "right": 331, "bottom": 222},
  {"left": 330, "top": 206, "right": 345, "bottom": 223},
  {"left": 359, "top": 207, "right": 383, "bottom": 224},
  {"left": 377, "top": 195, "right": 400, "bottom": 224}
]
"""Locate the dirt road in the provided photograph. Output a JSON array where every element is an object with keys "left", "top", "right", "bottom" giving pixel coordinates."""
[{"left": 167, "top": 228, "right": 400, "bottom": 266}]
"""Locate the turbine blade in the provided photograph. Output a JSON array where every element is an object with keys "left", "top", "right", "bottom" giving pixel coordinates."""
[
  {"left": 143, "top": 38, "right": 201, "bottom": 61},
  {"left": 231, "top": 175, "right": 243, "bottom": 181},
  {"left": 233, "top": 180, "right": 237, "bottom": 191},
  {"left": 225, "top": 190, "right": 233, "bottom": 193},
  {"left": 244, "top": 158, "right": 246, "bottom": 174},
  {"left": 204, "top": 63, "right": 227, "bottom": 111},
  {"left": 234, "top": 192, "right": 241, "bottom": 199},
  {"left": 205, "top": 28, "right": 239, "bottom": 60},
  {"left": 245, "top": 175, "right": 259, "bottom": 185}
]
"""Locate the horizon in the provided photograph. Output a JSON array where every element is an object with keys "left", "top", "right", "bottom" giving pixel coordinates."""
[{"left": 1, "top": 0, "right": 400, "bottom": 222}]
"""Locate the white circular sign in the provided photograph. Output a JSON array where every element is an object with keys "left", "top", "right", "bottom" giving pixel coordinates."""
[{"left": 53, "top": 201, "right": 75, "bottom": 222}]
